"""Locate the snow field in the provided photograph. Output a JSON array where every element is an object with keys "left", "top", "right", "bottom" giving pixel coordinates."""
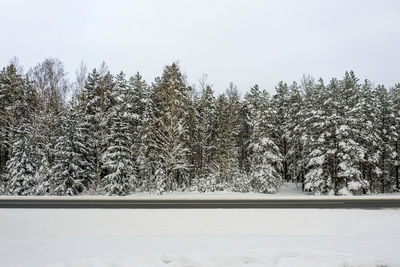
[
  {"left": 44, "top": 248, "right": 392, "bottom": 267},
  {"left": 1, "top": 208, "right": 400, "bottom": 266}
]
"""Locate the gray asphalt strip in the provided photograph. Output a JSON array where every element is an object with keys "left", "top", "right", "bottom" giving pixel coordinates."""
[{"left": 0, "top": 199, "right": 399, "bottom": 209}]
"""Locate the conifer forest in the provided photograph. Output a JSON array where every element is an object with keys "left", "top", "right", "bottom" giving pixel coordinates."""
[{"left": 1, "top": 58, "right": 400, "bottom": 196}]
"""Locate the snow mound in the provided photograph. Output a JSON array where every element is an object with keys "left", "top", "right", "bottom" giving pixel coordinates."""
[{"left": 277, "top": 182, "right": 304, "bottom": 195}]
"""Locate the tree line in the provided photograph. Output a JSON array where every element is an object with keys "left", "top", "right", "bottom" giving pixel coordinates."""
[{"left": 0, "top": 58, "right": 399, "bottom": 195}]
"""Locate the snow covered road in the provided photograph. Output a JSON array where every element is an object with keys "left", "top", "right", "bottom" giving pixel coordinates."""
[{"left": 1, "top": 209, "right": 399, "bottom": 266}]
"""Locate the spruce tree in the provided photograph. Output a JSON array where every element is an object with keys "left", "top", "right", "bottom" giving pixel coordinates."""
[
  {"left": 198, "top": 84, "right": 217, "bottom": 178},
  {"left": 285, "top": 82, "right": 304, "bottom": 183},
  {"left": 242, "top": 85, "right": 262, "bottom": 191},
  {"left": 216, "top": 83, "right": 241, "bottom": 187},
  {"left": 80, "top": 68, "right": 114, "bottom": 192},
  {"left": 52, "top": 107, "right": 85, "bottom": 195},
  {"left": 150, "top": 63, "right": 191, "bottom": 192},
  {"left": 136, "top": 86, "right": 156, "bottom": 192},
  {"left": 6, "top": 123, "right": 37, "bottom": 195},
  {"left": 303, "top": 79, "right": 331, "bottom": 194},
  {"left": 334, "top": 72, "right": 367, "bottom": 195},
  {"left": 34, "top": 154, "right": 52, "bottom": 195},
  {"left": 273, "top": 82, "right": 291, "bottom": 182},
  {"left": 128, "top": 72, "right": 149, "bottom": 180},
  {"left": 391, "top": 83, "right": 400, "bottom": 190},
  {"left": 186, "top": 87, "right": 200, "bottom": 186},
  {"left": 358, "top": 80, "right": 379, "bottom": 192},
  {"left": 249, "top": 89, "right": 282, "bottom": 193},
  {"left": 0, "top": 64, "right": 34, "bottom": 187},
  {"left": 373, "top": 85, "right": 396, "bottom": 192},
  {"left": 102, "top": 72, "right": 135, "bottom": 195}
]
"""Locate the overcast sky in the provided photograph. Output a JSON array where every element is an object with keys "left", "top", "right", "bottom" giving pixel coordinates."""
[{"left": 1, "top": 0, "right": 399, "bottom": 95}]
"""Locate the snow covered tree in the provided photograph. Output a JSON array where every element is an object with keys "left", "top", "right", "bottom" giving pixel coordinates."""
[
  {"left": 303, "top": 78, "right": 331, "bottom": 194},
  {"left": 70, "top": 98, "right": 94, "bottom": 190},
  {"left": 357, "top": 80, "right": 379, "bottom": 191},
  {"left": 391, "top": 83, "right": 400, "bottom": 191},
  {"left": 6, "top": 123, "right": 37, "bottom": 195},
  {"left": 136, "top": 86, "right": 156, "bottom": 192},
  {"left": 31, "top": 109, "right": 53, "bottom": 195},
  {"left": 333, "top": 72, "right": 368, "bottom": 195},
  {"left": 186, "top": 87, "right": 200, "bottom": 185},
  {"left": 0, "top": 64, "right": 35, "bottom": 188},
  {"left": 34, "top": 154, "right": 52, "bottom": 195},
  {"left": 2, "top": 58, "right": 400, "bottom": 196},
  {"left": 237, "top": 95, "right": 252, "bottom": 176},
  {"left": 198, "top": 83, "right": 217, "bottom": 178},
  {"left": 150, "top": 63, "right": 191, "bottom": 192},
  {"left": 214, "top": 83, "right": 241, "bottom": 187},
  {"left": 303, "top": 72, "right": 369, "bottom": 195},
  {"left": 29, "top": 58, "right": 68, "bottom": 168},
  {"left": 52, "top": 107, "right": 85, "bottom": 195},
  {"left": 101, "top": 72, "right": 136, "bottom": 195},
  {"left": 249, "top": 89, "right": 282, "bottom": 193},
  {"left": 242, "top": 85, "right": 261, "bottom": 191},
  {"left": 79, "top": 68, "right": 114, "bottom": 192},
  {"left": 272, "top": 82, "right": 291, "bottom": 182},
  {"left": 128, "top": 72, "right": 149, "bottom": 175},
  {"left": 285, "top": 82, "right": 304, "bottom": 183},
  {"left": 243, "top": 85, "right": 261, "bottom": 164},
  {"left": 215, "top": 94, "right": 228, "bottom": 185},
  {"left": 372, "top": 84, "right": 396, "bottom": 192}
]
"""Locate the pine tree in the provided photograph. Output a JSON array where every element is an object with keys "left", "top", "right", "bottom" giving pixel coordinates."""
[
  {"left": 391, "top": 83, "right": 400, "bottom": 191},
  {"left": 52, "top": 107, "right": 85, "bottom": 195},
  {"left": 71, "top": 98, "right": 93, "bottom": 190},
  {"left": 285, "top": 82, "right": 304, "bottom": 183},
  {"left": 0, "top": 64, "right": 35, "bottom": 188},
  {"left": 242, "top": 85, "right": 262, "bottom": 191},
  {"left": 128, "top": 72, "right": 149, "bottom": 179},
  {"left": 150, "top": 63, "right": 191, "bottom": 192},
  {"left": 238, "top": 93, "right": 252, "bottom": 176},
  {"left": 214, "top": 83, "right": 241, "bottom": 187},
  {"left": 358, "top": 80, "right": 379, "bottom": 192},
  {"left": 32, "top": 110, "right": 53, "bottom": 195},
  {"left": 273, "top": 82, "right": 291, "bottom": 182},
  {"left": 215, "top": 94, "right": 228, "bottom": 185},
  {"left": 303, "top": 72, "right": 369, "bottom": 195},
  {"left": 334, "top": 72, "right": 367, "bottom": 195},
  {"left": 80, "top": 68, "right": 114, "bottom": 192},
  {"left": 198, "top": 84, "right": 217, "bottom": 178},
  {"left": 186, "top": 87, "right": 200, "bottom": 186},
  {"left": 303, "top": 78, "right": 331, "bottom": 194},
  {"left": 34, "top": 154, "right": 52, "bottom": 195},
  {"left": 249, "top": 89, "right": 282, "bottom": 193},
  {"left": 102, "top": 72, "right": 135, "bottom": 195},
  {"left": 373, "top": 84, "right": 396, "bottom": 192},
  {"left": 6, "top": 123, "right": 37, "bottom": 195},
  {"left": 136, "top": 86, "right": 156, "bottom": 192}
]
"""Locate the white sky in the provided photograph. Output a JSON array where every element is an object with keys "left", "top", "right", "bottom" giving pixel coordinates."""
[{"left": 1, "top": 0, "right": 399, "bottom": 95}]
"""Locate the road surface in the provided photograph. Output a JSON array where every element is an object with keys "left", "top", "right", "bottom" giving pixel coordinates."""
[{"left": 1, "top": 198, "right": 400, "bottom": 209}]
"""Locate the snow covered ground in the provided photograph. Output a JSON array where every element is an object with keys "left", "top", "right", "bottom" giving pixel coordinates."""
[
  {"left": 1, "top": 183, "right": 400, "bottom": 200},
  {"left": 1, "top": 208, "right": 400, "bottom": 267}
]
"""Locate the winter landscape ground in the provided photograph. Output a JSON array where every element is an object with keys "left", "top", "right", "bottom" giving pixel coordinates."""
[
  {"left": 1, "top": 184, "right": 400, "bottom": 267},
  {"left": 1, "top": 208, "right": 399, "bottom": 267}
]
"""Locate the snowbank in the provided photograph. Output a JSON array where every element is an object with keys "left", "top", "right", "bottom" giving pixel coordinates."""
[{"left": 2, "top": 183, "right": 399, "bottom": 200}]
